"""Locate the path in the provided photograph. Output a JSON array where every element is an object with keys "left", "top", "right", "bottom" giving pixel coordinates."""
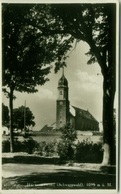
[
  {"left": 2, "top": 162, "right": 116, "bottom": 189},
  {"left": 2, "top": 163, "right": 84, "bottom": 178}
]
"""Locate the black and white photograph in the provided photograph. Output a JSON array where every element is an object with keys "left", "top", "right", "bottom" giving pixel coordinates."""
[{"left": 1, "top": 0, "right": 119, "bottom": 193}]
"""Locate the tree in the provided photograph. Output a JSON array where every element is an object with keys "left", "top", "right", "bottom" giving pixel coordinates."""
[
  {"left": 2, "top": 103, "right": 9, "bottom": 127},
  {"left": 113, "top": 108, "right": 116, "bottom": 133},
  {"left": 61, "top": 123, "right": 77, "bottom": 144},
  {"left": 49, "top": 4, "right": 116, "bottom": 165},
  {"left": 13, "top": 106, "right": 35, "bottom": 130},
  {"left": 31, "top": 4, "right": 116, "bottom": 165},
  {"left": 2, "top": 4, "right": 73, "bottom": 152},
  {"left": 58, "top": 123, "right": 77, "bottom": 160}
]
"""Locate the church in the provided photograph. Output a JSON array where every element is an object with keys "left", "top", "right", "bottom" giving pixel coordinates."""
[{"left": 56, "top": 69, "right": 99, "bottom": 131}]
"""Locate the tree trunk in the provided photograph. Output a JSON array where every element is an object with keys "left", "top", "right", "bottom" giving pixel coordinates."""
[
  {"left": 9, "top": 87, "right": 14, "bottom": 152},
  {"left": 102, "top": 75, "right": 116, "bottom": 165},
  {"left": 102, "top": 5, "right": 116, "bottom": 166}
]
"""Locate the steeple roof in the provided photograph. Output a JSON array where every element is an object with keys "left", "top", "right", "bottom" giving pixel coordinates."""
[{"left": 58, "top": 68, "right": 68, "bottom": 87}]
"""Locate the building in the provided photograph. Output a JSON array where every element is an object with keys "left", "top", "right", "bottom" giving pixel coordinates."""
[
  {"left": 2, "top": 126, "right": 9, "bottom": 135},
  {"left": 56, "top": 69, "right": 99, "bottom": 131},
  {"left": 56, "top": 68, "right": 70, "bottom": 129}
]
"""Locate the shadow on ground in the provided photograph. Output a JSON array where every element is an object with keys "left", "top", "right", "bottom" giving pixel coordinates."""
[
  {"left": 2, "top": 167, "right": 116, "bottom": 190},
  {"left": 2, "top": 155, "right": 63, "bottom": 165}
]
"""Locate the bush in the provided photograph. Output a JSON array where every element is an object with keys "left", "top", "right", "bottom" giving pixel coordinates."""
[
  {"left": 35, "top": 140, "right": 58, "bottom": 157},
  {"left": 23, "top": 137, "right": 40, "bottom": 154},
  {"left": 2, "top": 137, "right": 103, "bottom": 164},
  {"left": 2, "top": 140, "right": 10, "bottom": 152},
  {"left": 57, "top": 141, "right": 74, "bottom": 160},
  {"left": 14, "top": 138, "right": 24, "bottom": 152},
  {"left": 75, "top": 139, "right": 103, "bottom": 163},
  {"left": 43, "top": 140, "right": 58, "bottom": 157},
  {"left": 57, "top": 123, "right": 77, "bottom": 161},
  {"left": 2, "top": 137, "right": 39, "bottom": 154},
  {"left": 61, "top": 123, "right": 77, "bottom": 144}
]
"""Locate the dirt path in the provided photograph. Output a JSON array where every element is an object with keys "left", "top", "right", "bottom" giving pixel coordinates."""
[
  {"left": 2, "top": 163, "right": 84, "bottom": 178},
  {"left": 2, "top": 163, "right": 116, "bottom": 189},
  {"left": 2, "top": 153, "right": 116, "bottom": 189}
]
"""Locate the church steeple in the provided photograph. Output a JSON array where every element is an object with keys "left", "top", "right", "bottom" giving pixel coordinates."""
[
  {"left": 58, "top": 68, "right": 68, "bottom": 88},
  {"left": 56, "top": 68, "right": 69, "bottom": 129},
  {"left": 58, "top": 68, "right": 68, "bottom": 100},
  {"left": 62, "top": 67, "right": 64, "bottom": 76}
]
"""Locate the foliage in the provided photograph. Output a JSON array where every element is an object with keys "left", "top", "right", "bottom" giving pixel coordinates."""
[
  {"left": 13, "top": 106, "right": 35, "bottom": 129},
  {"left": 57, "top": 123, "right": 77, "bottom": 160},
  {"left": 61, "top": 123, "right": 77, "bottom": 144},
  {"left": 2, "top": 103, "right": 9, "bottom": 127},
  {"left": 2, "top": 4, "right": 73, "bottom": 152},
  {"left": 2, "top": 4, "right": 50, "bottom": 94},
  {"left": 2, "top": 138, "right": 23, "bottom": 152},
  {"left": 57, "top": 140, "right": 75, "bottom": 160},
  {"left": 2, "top": 4, "right": 73, "bottom": 95},
  {"left": 22, "top": 138, "right": 40, "bottom": 154},
  {"left": 13, "top": 138, "right": 25, "bottom": 152},
  {"left": 50, "top": 4, "right": 116, "bottom": 164},
  {"left": 34, "top": 140, "right": 58, "bottom": 157},
  {"left": 15, "top": 3, "right": 116, "bottom": 164},
  {"left": 50, "top": 4, "right": 115, "bottom": 64},
  {"left": 2, "top": 140, "right": 10, "bottom": 152},
  {"left": 2, "top": 137, "right": 104, "bottom": 164},
  {"left": 75, "top": 139, "right": 103, "bottom": 163},
  {"left": 2, "top": 137, "right": 39, "bottom": 154}
]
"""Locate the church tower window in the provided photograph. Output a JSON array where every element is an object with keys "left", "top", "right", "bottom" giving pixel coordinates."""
[{"left": 60, "top": 91, "right": 63, "bottom": 95}]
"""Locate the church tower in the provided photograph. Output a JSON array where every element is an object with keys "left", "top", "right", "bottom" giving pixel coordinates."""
[{"left": 56, "top": 68, "right": 70, "bottom": 129}]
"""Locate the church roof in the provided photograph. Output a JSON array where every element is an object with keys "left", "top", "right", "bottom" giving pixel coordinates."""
[
  {"left": 72, "top": 106, "right": 98, "bottom": 123},
  {"left": 70, "top": 105, "right": 76, "bottom": 117}
]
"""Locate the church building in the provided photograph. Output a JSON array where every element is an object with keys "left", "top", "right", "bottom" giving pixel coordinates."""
[{"left": 56, "top": 69, "right": 99, "bottom": 131}]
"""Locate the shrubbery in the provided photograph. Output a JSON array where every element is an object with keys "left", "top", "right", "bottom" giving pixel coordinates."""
[
  {"left": 2, "top": 137, "right": 103, "bottom": 163},
  {"left": 57, "top": 140, "right": 75, "bottom": 160},
  {"left": 34, "top": 140, "right": 58, "bottom": 157},
  {"left": 57, "top": 123, "right": 77, "bottom": 161},
  {"left": 2, "top": 137, "right": 40, "bottom": 154},
  {"left": 56, "top": 139, "right": 103, "bottom": 163},
  {"left": 2, "top": 140, "right": 10, "bottom": 152},
  {"left": 23, "top": 138, "right": 40, "bottom": 154},
  {"left": 2, "top": 138, "right": 58, "bottom": 156},
  {"left": 75, "top": 139, "right": 103, "bottom": 163}
]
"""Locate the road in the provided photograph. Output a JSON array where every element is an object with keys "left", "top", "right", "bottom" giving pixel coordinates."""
[
  {"left": 2, "top": 163, "right": 84, "bottom": 178},
  {"left": 2, "top": 162, "right": 116, "bottom": 189}
]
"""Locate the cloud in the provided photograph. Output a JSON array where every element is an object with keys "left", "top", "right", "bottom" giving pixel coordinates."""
[
  {"left": 35, "top": 88, "right": 56, "bottom": 100},
  {"left": 75, "top": 70, "right": 103, "bottom": 92},
  {"left": 33, "top": 86, "right": 56, "bottom": 100},
  {"left": 68, "top": 70, "right": 103, "bottom": 122}
]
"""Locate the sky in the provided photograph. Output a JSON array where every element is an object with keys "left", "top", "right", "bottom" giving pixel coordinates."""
[{"left": 2, "top": 41, "right": 104, "bottom": 131}]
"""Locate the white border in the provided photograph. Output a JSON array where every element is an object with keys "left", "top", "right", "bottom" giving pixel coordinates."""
[
  {"left": 0, "top": 0, "right": 119, "bottom": 4},
  {"left": 0, "top": 0, "right": 119, "bottom": 194}
]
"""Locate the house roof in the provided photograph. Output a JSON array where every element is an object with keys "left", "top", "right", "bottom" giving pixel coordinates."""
[{"left": 41, "top": 125, "right": 53, "bottom": 132}]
